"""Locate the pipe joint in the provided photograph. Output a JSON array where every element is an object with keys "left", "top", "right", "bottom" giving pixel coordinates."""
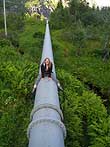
[
  {"left": 30, "top": 104, "right": 64, "bottom": 121},
  {"left": 27, "top": 117, "right": 66, "bottom": 139}
]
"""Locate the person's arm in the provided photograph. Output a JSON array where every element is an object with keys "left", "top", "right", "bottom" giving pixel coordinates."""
[
  {"left": 41, "top": 64, "right": 45, "bottom": 78},
  {"left": 48, "top": 63, "right": 53, "bottom": 78}
]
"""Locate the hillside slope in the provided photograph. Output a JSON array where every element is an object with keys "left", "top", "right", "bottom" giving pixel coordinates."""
[{"left": 0, "top": 17, "right": 110, "bottom": 147}]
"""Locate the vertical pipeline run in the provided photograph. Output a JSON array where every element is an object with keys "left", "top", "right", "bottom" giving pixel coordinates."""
[{"left": 27, "top": 20, "right": 66, "bottom": 147}]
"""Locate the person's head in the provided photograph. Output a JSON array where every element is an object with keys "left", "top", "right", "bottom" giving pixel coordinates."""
[{"left": 43, "top": 58, "right": 51, "bottom": 67}]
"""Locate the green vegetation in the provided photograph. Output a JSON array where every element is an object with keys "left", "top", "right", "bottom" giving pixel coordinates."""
[
  {"left": 0, "top": 42, "right": 38, "bottom": 147},
  {"left": 0, "top": 0, "right": 110, "bottom": 146},
  {"left": 58, "top": 70, "right": 110, "bottom": 147}
]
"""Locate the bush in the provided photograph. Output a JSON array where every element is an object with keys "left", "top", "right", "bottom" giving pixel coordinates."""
[
  {"left": 0, "top": 46, "right": 38, "bottom": 147},
  {"left": 57, "top": 69, "right": 110, "bottom": 147},
  {"left": 0, "top": 39, "right": 11, "bottom": 47}
]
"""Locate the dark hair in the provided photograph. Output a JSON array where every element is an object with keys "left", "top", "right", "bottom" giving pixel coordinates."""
[{"left": 43, "top": 58, "right": 52, "bottom": 68}]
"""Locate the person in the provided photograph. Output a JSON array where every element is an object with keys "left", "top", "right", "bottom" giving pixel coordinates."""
[
  {"left": 32, "top": 58, "right": 63, "bottom": 93},
  {"left": 41, "top": 57, "right": 53, "bottom": 79}
]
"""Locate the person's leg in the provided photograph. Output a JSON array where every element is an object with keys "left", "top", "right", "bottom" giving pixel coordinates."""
[
  {"left": 51, "top": 73, "right": 63, "bottom": 90},
  {"left": 32, "top": 75, "right": 42, "bottom": 93},
  {"left": 36, "top": 75, "right": 42, "bottom": 86},
  {"left": 51, "top": 73, "right": 58, "bottom": 84}
]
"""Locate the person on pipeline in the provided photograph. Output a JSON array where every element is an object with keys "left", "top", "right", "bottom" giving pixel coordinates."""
[{"left": 32, "top": 57, "right": 63, "bottom": 94}]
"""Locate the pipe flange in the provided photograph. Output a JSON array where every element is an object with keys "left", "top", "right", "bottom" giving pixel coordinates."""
[
  {"left": 27, "top": 117, "right": 66, "bottom": 139},
  {"left": 30, "top": 103, "right": 64, "bottom": 121}
]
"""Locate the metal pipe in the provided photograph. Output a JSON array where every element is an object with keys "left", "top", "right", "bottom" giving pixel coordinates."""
[
  {"left": 27, "top": 20, "right": 66, "bottom": 147},
  {"left": 3, "top": 0, "right": 7, "bottom": 37}
]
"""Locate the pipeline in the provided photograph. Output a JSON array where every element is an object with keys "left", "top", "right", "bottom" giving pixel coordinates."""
[{"left": 27, "top": 20, "right": 66, "bottom": 147}]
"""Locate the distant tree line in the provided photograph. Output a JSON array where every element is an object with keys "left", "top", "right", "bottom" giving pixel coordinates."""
[{"left": 50, "top": 0, "right": 110, "bottom": 60}]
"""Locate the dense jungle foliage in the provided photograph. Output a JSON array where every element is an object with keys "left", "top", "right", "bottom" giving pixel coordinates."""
[{"left": 0, "top": 0, "right": 110, "bottom": 147}]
